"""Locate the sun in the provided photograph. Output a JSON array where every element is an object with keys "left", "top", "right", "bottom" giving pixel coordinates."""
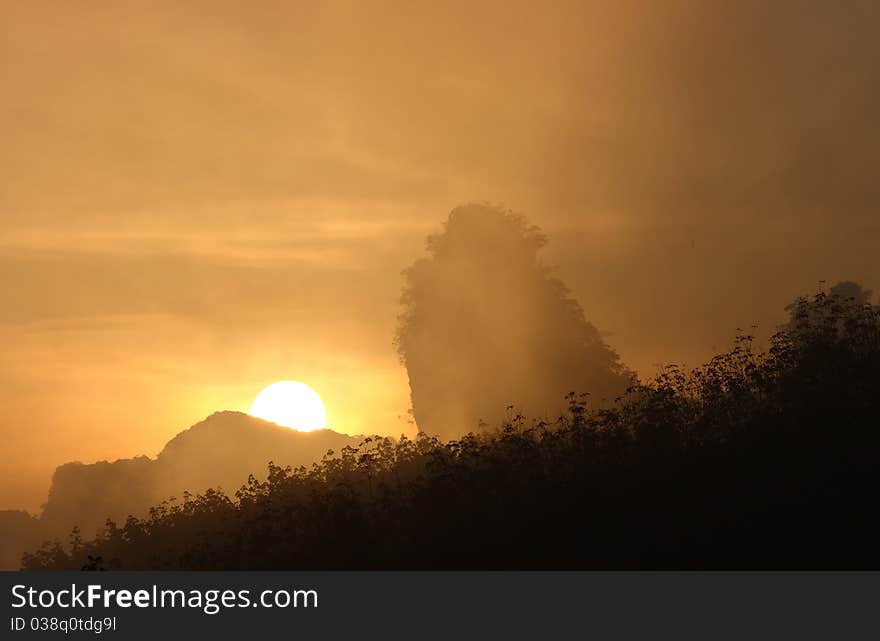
[{"left": 249, "top": 381, "right": 328, "bottom": 432}]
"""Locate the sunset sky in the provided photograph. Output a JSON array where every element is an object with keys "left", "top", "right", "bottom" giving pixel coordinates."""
[{"left": 2, "top": 0, "right": 878, "bottom": 512}]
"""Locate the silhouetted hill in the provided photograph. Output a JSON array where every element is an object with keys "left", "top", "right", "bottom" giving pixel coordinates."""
[
  {"left": 156, "top": 411, "right": 363, "bottom": 502},
  {"left": 40, "top": 412, "right": 364, "bottom": 537},
  {"left": 397, "top": 205, "right": 633, "bottom": 440},
  {"left": 0, "top": 510, "right": 42, "bottom": 569},
  {"left": 41, "top": 457, "right": 156, "bottom": 539},
  {"left": 2, "top": 412, "right": 364, "bottom": 568}
]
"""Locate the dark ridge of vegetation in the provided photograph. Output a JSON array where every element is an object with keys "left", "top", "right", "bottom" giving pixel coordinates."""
[{"left": 23, "top": 289, "right": 880, "bottom": 570}]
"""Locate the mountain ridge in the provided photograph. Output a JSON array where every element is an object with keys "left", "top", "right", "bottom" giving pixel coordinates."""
[{"left": 0, "top": 411, "right": 368, "bottom": 569}]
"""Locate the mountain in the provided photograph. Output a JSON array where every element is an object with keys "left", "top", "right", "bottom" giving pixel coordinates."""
[
  {"left": 2, "top": 411, "right": 366, "bottom": 568},
  {"left": 0, "top": 510, "right": 42, "bottom": 570},
  {"left": 154, "top": 411, "right": 362, "bottom": 499}
]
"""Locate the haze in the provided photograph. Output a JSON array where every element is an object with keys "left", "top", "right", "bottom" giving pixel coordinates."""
[{"left": 2, "top": 0, "right": 878, "bottom": 512}]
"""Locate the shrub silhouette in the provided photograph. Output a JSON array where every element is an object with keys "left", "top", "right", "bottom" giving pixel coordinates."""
[
  {"left": 784, "top": 280, "right": 878, "bottom": 336},
  {"left": 22, "top": 286, "right": 880, "bottom": 569},
  {"left": 396, "top": 203, "right": 633, "bottom": 440}
]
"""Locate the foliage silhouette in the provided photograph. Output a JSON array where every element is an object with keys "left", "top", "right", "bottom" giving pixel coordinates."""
[
  {"left": 22, "top": 285, "right": 880, "bottom": 569},
  {"left": 395, "top": 203, "right": 633, "bottom": 440}
]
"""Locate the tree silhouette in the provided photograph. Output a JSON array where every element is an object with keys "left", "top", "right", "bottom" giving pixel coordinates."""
[
  {"left": 395, "top": 204, "right": 633, "bottom": 440},
  {"left": 783, "top": 281, "right": 879, "bottom": 346}
]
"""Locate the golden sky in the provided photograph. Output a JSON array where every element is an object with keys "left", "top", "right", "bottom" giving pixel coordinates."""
[{"left": 2, "top": 0, "right": 879, "bottom": 511}]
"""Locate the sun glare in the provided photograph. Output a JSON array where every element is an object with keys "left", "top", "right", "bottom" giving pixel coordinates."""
[{"left": 249, "top": 381, "right": 328, "bottom": 432}]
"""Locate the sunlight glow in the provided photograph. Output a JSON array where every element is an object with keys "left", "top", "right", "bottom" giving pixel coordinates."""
[{"left": 249, "top": 381, "right": 328, "bottom": 432}]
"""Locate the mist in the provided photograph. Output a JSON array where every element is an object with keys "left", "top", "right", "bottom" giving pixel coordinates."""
[{"left": 2, "top": 0, "right": 879, "bottom": 513}]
